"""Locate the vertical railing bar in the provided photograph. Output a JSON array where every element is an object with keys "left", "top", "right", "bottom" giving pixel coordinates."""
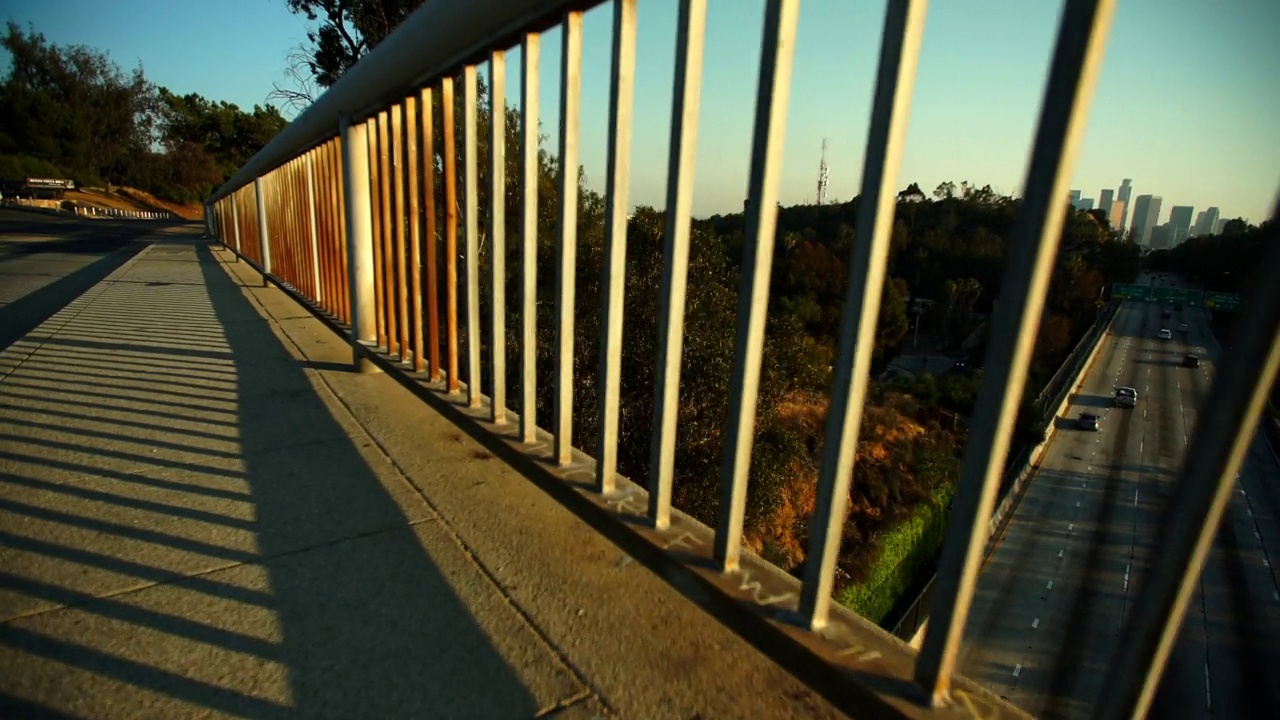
[
  {"left": 594, "top": 0, "right": 637, "bottom": 494},
  {"left": 378, "top": 109, "right": 399, "bottom": 357},
  {"left": 553, "top": 10, "right": 584, "bottom": 465},
  {"left": 307, "top": 153, "right": 318, "bottom": 299},
  {"left": 313, "top": 150, "right": 329, "bottom": 307},
  {"left": 799, "top": 0, "right": 929, "bottom": 630},
  {"left": 520, "top": 32, "right": 541, "bottom": 444},
  {"left": 393, "top": 102, "right": 411, "bottom": 362},
  {"left": 489, "top": 50, "right": 508, "bottom": 423},
  {"left": 1096, "top": 204, "right": 1280, "bottom": 720},
  {"left": 231, "top": 191, "right": 241, "bottom": 255},
  {"left": 281, "top": 165, "right": 289, "bottom": 278},
  {"left": 647, "top": 0, "right": 708, "bottom": 524},
  {"left": 443, "top": 76, "right": 461, "bottom": 393},
  {"left": 367, "top": 116, "right": 388, "bottom": 349},
  {"left": 407, "top": 94, "right": 426, "bottom": 373},
  {"left": 464, "top": 65, "right": 483, "bottom": 406},
  {"left": 422, "top": 86, "right": 442, "bottom": 380},
  {"left": 282, "top": 162, "right": 293, "bottom": 287},
  {"left": 341, "top": 115, "right": 377, "bottom": 370},
  {"left": 287, "top": 161, "right": 300, "bottom": 290},
  {"left": 322, "top": 140, "right": 338, "bottom": 314},
  {"left": 254, "top": 175, "right": 272, "bottom": 279},
  {"left": 335, "top": 136, "right": 353, "bottom": 325},
  {"left": 713, "top": 0, "right": 802, "bottom": 571},
  {"left": 915, "top": 0, "right": 1116, "bottom": 704}
]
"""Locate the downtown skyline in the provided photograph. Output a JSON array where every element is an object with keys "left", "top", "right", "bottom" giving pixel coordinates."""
[{"left": 6, "top": 0, "right": 1277, "bottom": 223}]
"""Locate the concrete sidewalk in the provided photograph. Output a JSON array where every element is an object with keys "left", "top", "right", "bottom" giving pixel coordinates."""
[{"left": 0, "top": 228, "right": 848, "bottom": 720}]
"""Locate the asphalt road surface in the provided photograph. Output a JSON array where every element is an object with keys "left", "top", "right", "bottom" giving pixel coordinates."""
[
  {"left": 959, "top": 273, "right": 1280, "bottom": 718},
  {"left": 0, "top": 209, "right": 165, "bottom": 351}
]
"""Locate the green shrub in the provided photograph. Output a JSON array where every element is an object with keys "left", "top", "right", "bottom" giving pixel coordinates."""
[{"left": 835, "top": 481, "right": 954, "bottom": 624}]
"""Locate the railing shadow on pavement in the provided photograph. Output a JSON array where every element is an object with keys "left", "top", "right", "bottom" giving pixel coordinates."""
[{"left": 0, "top": 237, "right": 541, "bottom": 718}]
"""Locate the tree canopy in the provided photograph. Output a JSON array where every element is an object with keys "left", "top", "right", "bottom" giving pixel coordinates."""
[{"left": 0, "top": 22, "right": 286, "bottom": 204}]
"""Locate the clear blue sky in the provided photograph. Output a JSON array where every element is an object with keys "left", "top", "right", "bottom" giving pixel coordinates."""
[{"left": 7, "top": 0, "right": 1278, "bottom": 223}]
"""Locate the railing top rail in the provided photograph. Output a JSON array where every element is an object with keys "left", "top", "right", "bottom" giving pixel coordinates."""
[{"left": 208, "top": 0, "right": 603, "bottom": 204}]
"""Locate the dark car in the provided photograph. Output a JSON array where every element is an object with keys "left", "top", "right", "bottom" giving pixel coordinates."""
[
  {"left": 1183, "top": 354, "right": 1200, "bottom": 368},
  {"left": 1078, "top": 413, "right": 1100, "bottom": 431},
  {"left": 1162, "top": 310, "right": 1172, "bottom": 320}
]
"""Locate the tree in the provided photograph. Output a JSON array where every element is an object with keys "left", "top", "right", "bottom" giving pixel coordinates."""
[
  {"left": 0, "top": 21, "right": 155, "bottom": 185},
  {"left": 283, "top": 0, "right": 429, "bottom": 88}
]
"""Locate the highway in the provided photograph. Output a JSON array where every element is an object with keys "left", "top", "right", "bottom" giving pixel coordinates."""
[{"left": 958, "top": 273, "right": 1280, "bottom": 719}]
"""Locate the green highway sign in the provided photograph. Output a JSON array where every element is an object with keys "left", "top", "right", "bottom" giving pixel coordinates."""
[
  {"left": 1151, "top": 287, "right": 1204, "bottom": 305},
  {"left": 1111, "top": 283, "right": 1152, "bottom": 301},
  {"left": 1203, "top": 291, "right": 1243, "bottom": 312}
]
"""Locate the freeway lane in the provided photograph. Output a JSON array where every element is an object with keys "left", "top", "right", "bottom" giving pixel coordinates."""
[{"left": 958, "top": 274, "right": 1280, "bottom": 719}]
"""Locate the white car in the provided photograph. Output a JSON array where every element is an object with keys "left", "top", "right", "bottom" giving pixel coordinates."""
[{"left": 1158, "top": 329, "right": 1172, "bottom": 340}]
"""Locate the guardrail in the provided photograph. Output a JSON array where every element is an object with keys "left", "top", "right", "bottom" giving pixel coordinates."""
[{"left": 205, "top": 1, "right": 1280, "bottom": 717}]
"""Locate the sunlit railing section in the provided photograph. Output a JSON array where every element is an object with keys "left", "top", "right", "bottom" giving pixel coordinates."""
[{"left": 204, "top": 1, "right": 1280, "bottom": 718}]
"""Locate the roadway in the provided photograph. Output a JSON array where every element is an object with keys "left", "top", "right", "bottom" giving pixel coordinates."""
[
  {"left": 0, "top": 208, "right": 158, "bottom": 351},
  {"left": 958, "top": 272, "right": 1280, "bottom": 718}
]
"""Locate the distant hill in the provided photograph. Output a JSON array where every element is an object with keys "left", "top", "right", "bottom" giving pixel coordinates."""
[{"left": 65, "top": 187, "right": 202, "bottom": 221}]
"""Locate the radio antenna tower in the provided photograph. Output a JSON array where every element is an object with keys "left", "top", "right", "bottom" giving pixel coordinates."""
[{"left": 816, "top": 138, "right": 830, "bottom": 205}]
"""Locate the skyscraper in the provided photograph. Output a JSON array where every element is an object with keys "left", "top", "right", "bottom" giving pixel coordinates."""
[
  {"left": 1109, "top": 199, "right": 1127, "bottom": 234},
  {"left": 1149, "top": 224, "right": 1173, "bottom": 250},
  {"left": 1130, "top": 194, "right": 1162, "bottom": 246},
  {"left": 1169, "top": 205, "right": 1195, "bottom": 245},
  {"left": 1072, "top": 196, "right": 1095, "bottom": 211},
  {"left": 1117, "top": 179, "right": 1134, "bottom": 232},
  {"left": 1193, "top": 206, "right": 1221, "bottom": 236},
  {"left": 1099, "top": 188, "right": 1114, "bottom": 213}
]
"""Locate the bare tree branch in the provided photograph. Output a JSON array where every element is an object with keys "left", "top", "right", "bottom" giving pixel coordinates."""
[{"left": 267, "top": 46, "right": 319, "bottom": 118}]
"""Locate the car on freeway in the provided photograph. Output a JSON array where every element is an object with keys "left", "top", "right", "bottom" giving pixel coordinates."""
[
  {"left": 1114, "top": 386, "right": 1138, "bottom": 408},
  {"left": 1078, "top": 413, "right": 1100, "bottom": 431},
  {"left": 1178, "top": 323, "right": 1189, "bottom": 332},
  {"left": 1158, "top": 328, "right": 1172, "bottom": 340},
  {"left": 1183, "top": 354, "right": 1201, "bottom": 368}
]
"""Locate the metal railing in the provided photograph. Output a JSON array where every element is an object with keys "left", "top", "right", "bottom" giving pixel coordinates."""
[{"left": 205, "top": 1, "right": 1280, "bottom": 718}]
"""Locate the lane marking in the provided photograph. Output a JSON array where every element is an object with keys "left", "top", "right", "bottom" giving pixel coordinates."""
[
  {"left": 1077, "top": 501, "right": 1081, "bottom": 508},
  {"left": 1273, "top": 590, "right": 1279, "bottom": 602},
  {"left": 1013, "top": 664, "right": 1022, "bottom": 678},
  {"left": 1046, "top": 581, "right": 1054, "bottom": 590},
  {"left": 1058, "top": 549, "right": 1065, "bottom": 558},
  {"left": 1265, "top": 558, "right": 1271, "bottom": 569},
  {"left": 1031, "top": 618, "right": 1040, "bottom": 629},
  {"left": 1134, "top": 489, "right": 1139, "bottom": 507},
  {"left": 1140, "top": 440, "right": 1144, "bottom": 454},
  {"left": 1068, "top": 523, "right": 1074, "bottom": 531},
  {"left": 1205, "top": 663, "right": 1212, "bottom": 712},
  {"left": 1124, "top": 563, "right": 1131, "bottom": 592}
]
